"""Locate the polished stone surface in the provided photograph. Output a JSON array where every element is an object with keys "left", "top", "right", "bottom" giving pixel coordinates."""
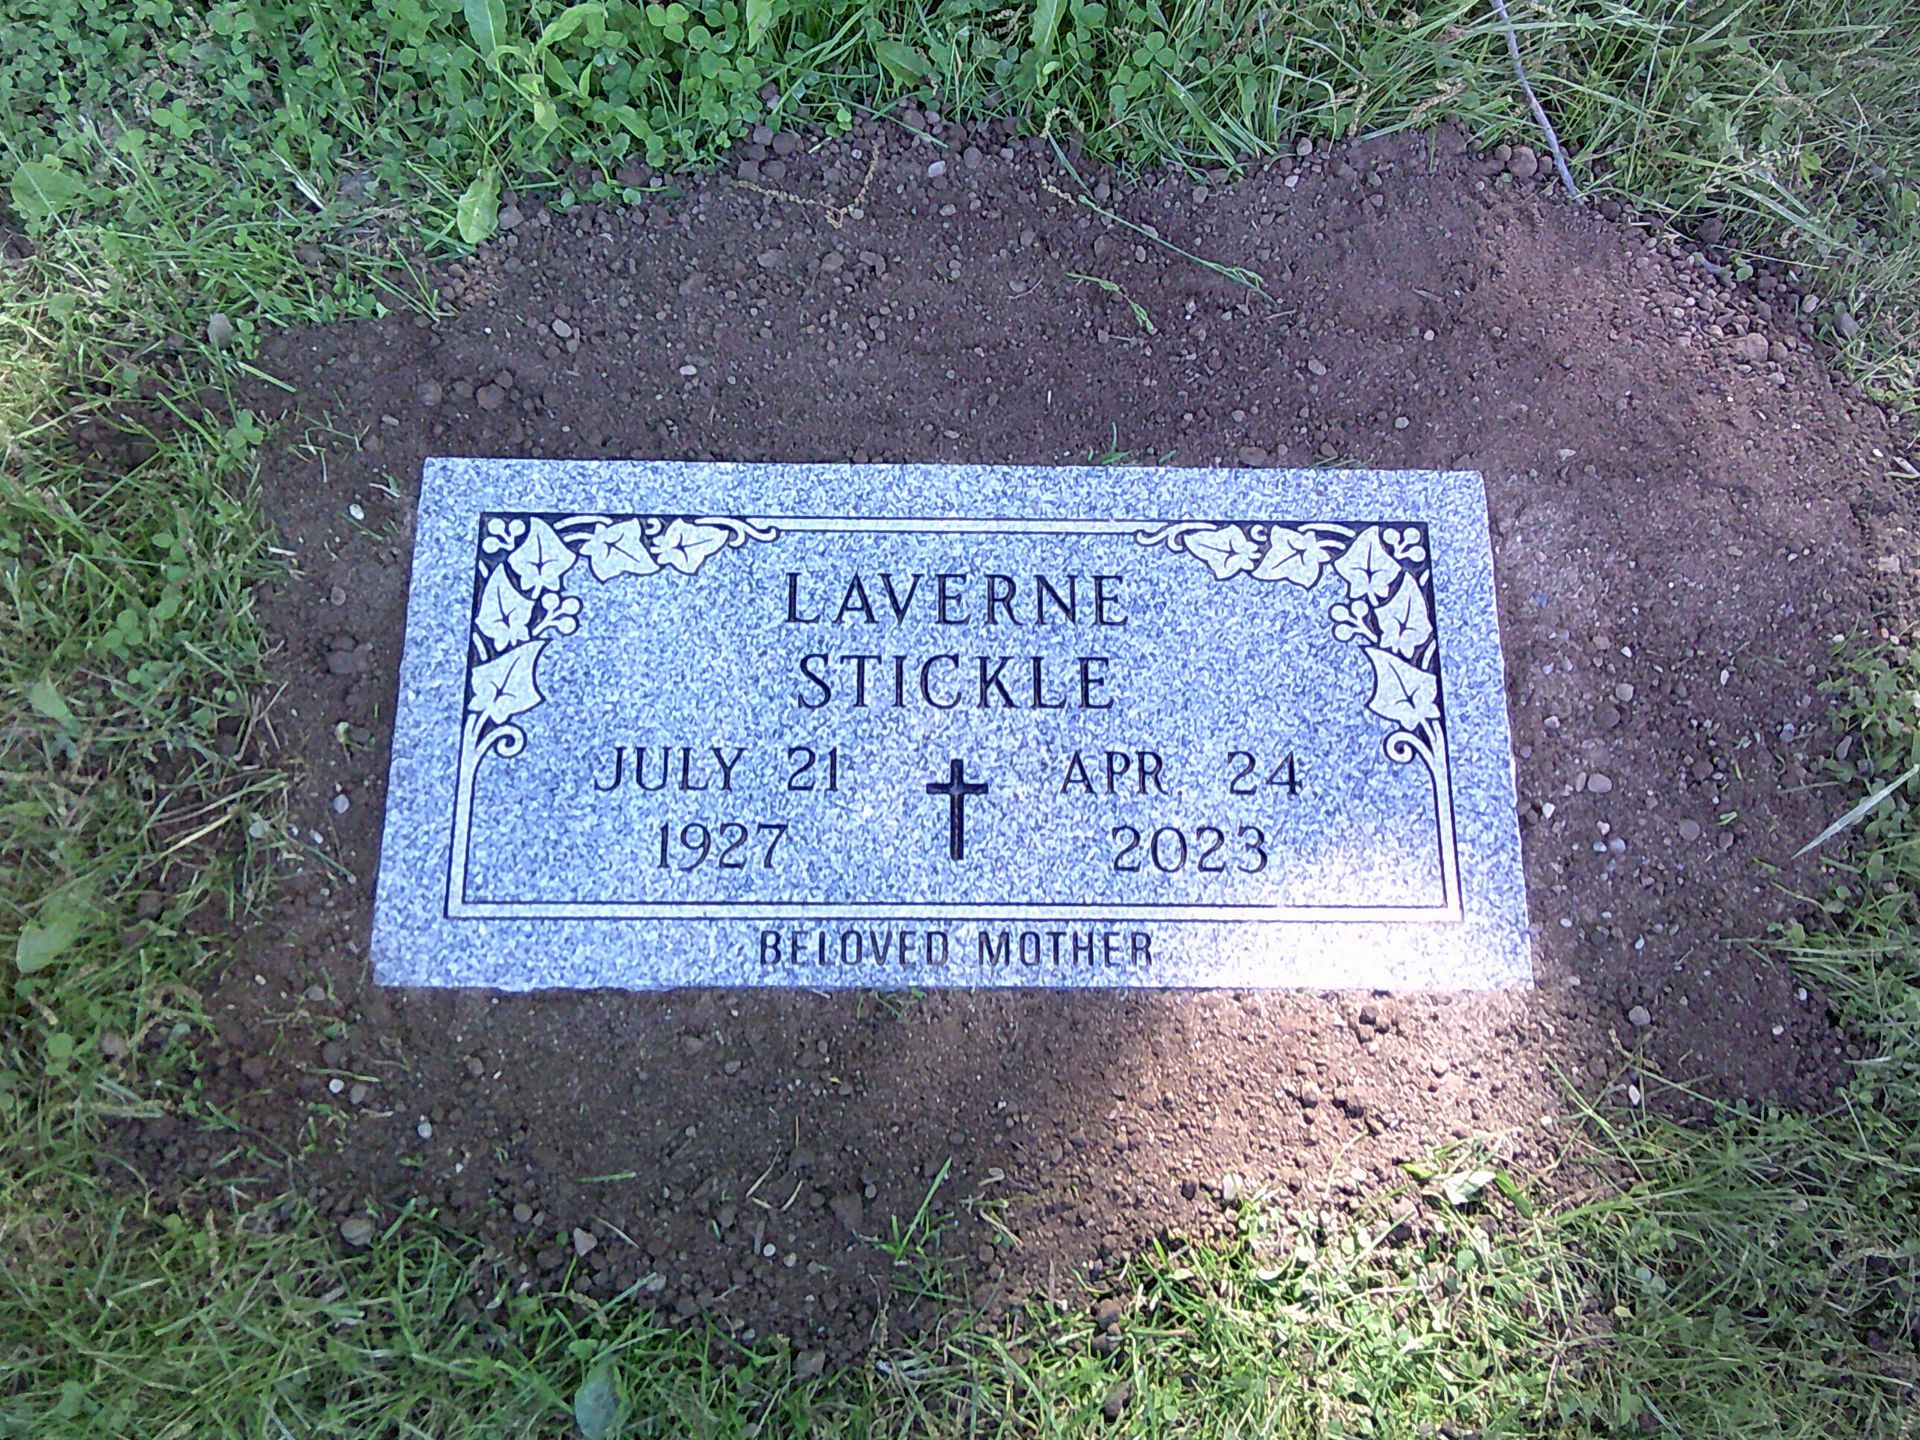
[{"left": 371, "top": 461, "right": 1530, "bottom": 990}]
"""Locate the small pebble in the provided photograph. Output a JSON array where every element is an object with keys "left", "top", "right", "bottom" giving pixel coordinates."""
[
  {"left": 679, "top": 364, "right": 698, "bottom": 377},
  {"left": 1628, "top": 1005, "right": 1652, "bottom": 1028},
  {"left": 332, "top": 793, "right": 350, "bottom": 814},
  {"left": 416, "top": 1119, "right": 434, "bottom": 1140},
  {"left": 339, "top": 1216, "right": 375, "bottom": 1247},
  {"left": 1587, "top": 773, "right": 1614, "bottom": 794},
  {"left": 573, "top": 1227, "right": 598, "bottom": 1256}
]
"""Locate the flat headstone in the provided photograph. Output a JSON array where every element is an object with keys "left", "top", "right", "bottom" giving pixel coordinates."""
[{"left": 372, "top": 461, "right": 1529, "bottom": 990}]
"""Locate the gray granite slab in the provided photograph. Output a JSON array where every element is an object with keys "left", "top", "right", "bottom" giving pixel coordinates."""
[{"left": 371, "top": 461, "right": 1531, "bottom": 990}]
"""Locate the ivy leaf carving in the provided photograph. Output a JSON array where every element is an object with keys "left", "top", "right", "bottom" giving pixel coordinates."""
[
  {"left": 1375, "top": 573, "right": 1433, "bottom": 658},
  {"left": 1183, "top": 524, "right": 1259, "bottom": 580},
  {"left": 475, "top": 564, "right": 533, "bottom": 650},
  {"left": 578, "top": 519, "right": 660, "bottom": 582},
  {"left": 1365, "top": 649, "right": 1440, "bottom": 730},
  {"left": 655, "top": 519, "right": 729, "bottom": 575},
  {"left": 507, "top": 518, "right": 575, "bottom": 594},
  {"left": 1252, "top": 526, "right": 1331, "bottom": 587},
  {"left": 469, "top": 640, "right": 548, "bottom": 726},
  {"left": 1334, "top": 526, "right": 1399, "bottom": 601}
]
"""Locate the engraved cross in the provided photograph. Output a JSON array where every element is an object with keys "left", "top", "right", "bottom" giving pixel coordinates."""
[{"left": 925, "top": 757, "right": 989, "bottom": 863}]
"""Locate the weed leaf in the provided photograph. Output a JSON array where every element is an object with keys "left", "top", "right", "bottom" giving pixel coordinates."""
[
  {"left": 1795, "top": 761, "right": 1920, "bottom": 857},
  {"left": 463, "top": 0, "right": 510, "bottom": 65},
  {"left": 1439, "top": 1169, "right": 1496, "bottom": 1206},
  {"left": 456, "top": 170, "right": 500, "bottom": 245},
  {"left": 9, "top": 160, "right": 88, "bottom": 221},
  {"left": 745, "top": 0, "right": 777, "bottom": 46},
  {"left": 1030, "top": 0, "right": 1069, "bottom": 66},
  {"left": 573, "top": 1357, "right": 622, "bottom": 1439},
  {"left": 536, "top": 4, "right": 605, "bottom": 54},
  {"left": 16, "top": 898, "right": 85, "bottom": 975},
  {"left": 26, "top": 677, "right": 79, "bottom": 732},
  {"left": 873, "top": 40, "right": 930, "bottom": 85}
]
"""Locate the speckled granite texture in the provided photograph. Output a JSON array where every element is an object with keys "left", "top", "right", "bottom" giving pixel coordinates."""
[{"left": 371, "top": 461, "right": 1530, "bottom": 990}]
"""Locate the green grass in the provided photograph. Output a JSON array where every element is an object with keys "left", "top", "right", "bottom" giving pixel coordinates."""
[
  {"left": 5, "top": 0, "right": 1920, "bottom": 392},
  {"left": 3, "top": 1, "right": 1920, "bottom": 1435}
]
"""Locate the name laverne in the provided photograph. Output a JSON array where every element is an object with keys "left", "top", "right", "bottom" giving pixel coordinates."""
[{"left": 783, "top": 569, "right": 1128, "bottom": 711}]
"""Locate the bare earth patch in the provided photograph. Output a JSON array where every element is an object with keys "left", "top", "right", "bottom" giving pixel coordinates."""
[{"left": 119, "top": 121, "right": 1915, "bottom": 1358}]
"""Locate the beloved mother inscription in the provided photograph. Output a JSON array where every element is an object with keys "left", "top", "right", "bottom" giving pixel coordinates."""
[{"left": 372, "top": 461, "right": 1530, "bottom": 990}]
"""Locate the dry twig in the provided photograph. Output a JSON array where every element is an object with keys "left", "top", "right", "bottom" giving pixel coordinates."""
[{"left": 1490, "top": 0, "right": 1581, "bottom": 200}]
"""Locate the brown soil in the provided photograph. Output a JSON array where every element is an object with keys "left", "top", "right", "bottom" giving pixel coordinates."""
[{"left": 116, "top": 118, "right": 1916, "bottom": 1358}]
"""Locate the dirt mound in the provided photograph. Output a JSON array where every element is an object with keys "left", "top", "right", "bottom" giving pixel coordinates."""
[{"left": 122, "top": 119, "right": 1913, "bottom": 1356}]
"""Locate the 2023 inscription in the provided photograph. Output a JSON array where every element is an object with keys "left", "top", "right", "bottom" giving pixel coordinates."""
[{"left": 1112, "top": 823, "right": 1270, "bottom": 873}]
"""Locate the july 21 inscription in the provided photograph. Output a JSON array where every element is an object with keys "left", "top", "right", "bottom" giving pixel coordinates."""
[{"left": 372, "top": 462, "right": 1531, "bottom": 991}]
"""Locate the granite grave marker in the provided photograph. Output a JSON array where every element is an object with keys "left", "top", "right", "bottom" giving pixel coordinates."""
[{"left": 372, "top": 461, "right": 1529, "bottom": 989}]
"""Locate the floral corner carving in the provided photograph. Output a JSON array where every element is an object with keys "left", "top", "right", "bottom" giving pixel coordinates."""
[
  {"left": 464, "top": 513, "right": 778, "bottom": 752},
  {"left": 1136, "top": 520, "right": 1444, "bottom": 750}
]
